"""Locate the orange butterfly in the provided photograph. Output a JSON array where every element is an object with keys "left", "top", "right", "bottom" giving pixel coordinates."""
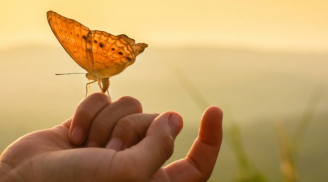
[{"left": 47, "top": 11, "right": 148, "bottom": 97}]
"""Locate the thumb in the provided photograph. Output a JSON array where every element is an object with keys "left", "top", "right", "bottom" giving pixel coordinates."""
[{"left": 128, "top": 112, "right": 183, "bottom": 178}]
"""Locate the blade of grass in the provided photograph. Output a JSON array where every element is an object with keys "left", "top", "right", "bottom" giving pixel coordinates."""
[
  {"left": 169, "top": 65, "right": 210, "bottom": 111},
  {"left": 293, "top": 85, "right": 326, "bottom": 146},
  {"left": 275, "top": 122, "right": 297, "bottom": 182}
]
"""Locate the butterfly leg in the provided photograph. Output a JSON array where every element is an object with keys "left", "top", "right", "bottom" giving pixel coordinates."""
[
  {"left": 85, "top": 80, "right": 97, "bottom": 97},
  {"left": 107, "top": 80, "right": 110, "bottom": 96},
  {"left": 97, "top": 80, "right": 104, "bottom": 100},
  {"left": 88, "top": 80, "right": 93, "bottom": 94},
  {"left": 97, "top": 80, "right": 103, "bottom": 90},
  {"left": 106, "top": 89, "right": 111, "bottom": 102}
]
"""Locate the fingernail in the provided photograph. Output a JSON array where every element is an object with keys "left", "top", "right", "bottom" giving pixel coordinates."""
[
  {"left": 70, "top": 125, "right": 84, "bottom": 144},
  {"left": 168, "top": 113, "right": 183, "bottom": 136},
  {"left": 106, "top": 137, "right": 124, "bottom": 151}
]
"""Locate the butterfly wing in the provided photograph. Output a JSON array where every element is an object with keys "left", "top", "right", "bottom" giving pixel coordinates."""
[
  {"left": 89, "top": 31, "right": 144, "bottom": 78},
  {"left": 132, "top": 43, "right": 148, "bottom": 57},
  {"left": 47, "top": 11, "right": 93, "bottom": 72},
  {"left": 117, "top": 34, "right": 148, "bottom": 57}
]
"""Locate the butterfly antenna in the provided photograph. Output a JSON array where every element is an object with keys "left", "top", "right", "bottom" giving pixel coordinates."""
[{"left": 55, "top": 73, "right": 86, "bottom": 75}]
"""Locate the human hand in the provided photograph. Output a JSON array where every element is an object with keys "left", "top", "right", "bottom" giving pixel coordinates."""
[{"left": 0, "top": 93, "right": 223, "bottom": 182}]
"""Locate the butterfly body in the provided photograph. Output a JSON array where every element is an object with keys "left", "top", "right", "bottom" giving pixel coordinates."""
[{"left": 47, "top": 11, "right": 147, "bottom": 95}]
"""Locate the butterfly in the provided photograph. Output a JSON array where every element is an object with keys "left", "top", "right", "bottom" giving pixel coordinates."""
[{"left": 47, "top": 11, "right": 148, "bottom": 97}]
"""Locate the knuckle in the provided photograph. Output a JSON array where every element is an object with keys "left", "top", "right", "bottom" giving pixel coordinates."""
[
  {"left": 93, "top": 119, "right": 110, "bottom": 131},
  {"left": 113, "top": 118, "right": 139, "bottom": 138},
  {"left": 77, "top": 106, "right": 94, "bottom": 119},
  {"left": 87, "top": 122, "right": 110, "bottom": 143},
  {"left": 119, "top": 117, "right": 137, "bottom": 130},
  {"left": 118, "top": 96, "right": 142, "bottom": 112}
]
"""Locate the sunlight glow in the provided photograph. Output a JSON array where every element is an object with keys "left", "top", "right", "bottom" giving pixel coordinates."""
[{"left": 0, "top": 0, "right": 328, "bottom": 52}]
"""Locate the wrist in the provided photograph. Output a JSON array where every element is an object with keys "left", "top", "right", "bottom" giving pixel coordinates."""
[{"left": 0, "top": 162, "right": 24, "bottom": 182}]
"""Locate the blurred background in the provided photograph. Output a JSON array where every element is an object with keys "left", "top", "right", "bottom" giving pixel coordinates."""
[{"left": 0, "top": 0, "right": 327, "bottom": 181}]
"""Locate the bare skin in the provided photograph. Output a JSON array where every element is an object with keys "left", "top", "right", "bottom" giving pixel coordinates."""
[{"left": 0, "top": 93, "right": 223, "bottom": 182}]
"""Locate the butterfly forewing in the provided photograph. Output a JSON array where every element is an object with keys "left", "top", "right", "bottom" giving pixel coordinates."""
[{"left": 47, "top": 11, "right": 93, "bottom": 72}]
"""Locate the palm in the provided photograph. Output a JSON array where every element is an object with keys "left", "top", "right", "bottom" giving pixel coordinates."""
[
  {"left": 22, "top": 124, "right": 73, "bottom": 151},
  {"left": 4, "top": 124, "right": 74, "bottom": 163},
  {"left": 3, "top": 123, "right": 115, "bottom": 181}
]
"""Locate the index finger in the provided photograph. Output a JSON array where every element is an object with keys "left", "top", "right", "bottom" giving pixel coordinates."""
[{"left": 69, "top": 93, "right": 111, "bottom": 145}]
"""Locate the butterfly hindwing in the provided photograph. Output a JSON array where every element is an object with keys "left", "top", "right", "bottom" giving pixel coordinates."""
[
  {"left": 89, "top": 31, "right": 136, "bottom": 77},
  {"left": 47, "top": 11, "right": 93, "bottom": 72},
  {"left": 118, "top": 34, "right": 136, "bottom": 46},
  {"left": 132, "top": 43, "right": 148, "bottom": 57}
]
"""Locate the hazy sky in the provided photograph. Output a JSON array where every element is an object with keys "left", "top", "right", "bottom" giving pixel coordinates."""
[{"left": 1, "top": 0, "right": 328, "bottom": 52}]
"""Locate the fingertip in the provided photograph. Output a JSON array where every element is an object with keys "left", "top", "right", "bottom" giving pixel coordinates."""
[
  {"left": 199, "top": 105, "right": 223, "bottom": 146},
  {"left": 85, "top": 92, "right": 111, "bottom": 104},
  {"left": 168, "top": 112, "right": 183, "bottom": 136},
  {"left": 70, "top": 125, "right": 84, "bottom": 144},
  {"left": 203, "top": 106, "right": 223, "bottom": 120},
  {"left": 153, "top": 111, "right": 183, "bottom": 136},
  {"left": 201, "top": 106, "right": 223, "bottom": 129}
]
